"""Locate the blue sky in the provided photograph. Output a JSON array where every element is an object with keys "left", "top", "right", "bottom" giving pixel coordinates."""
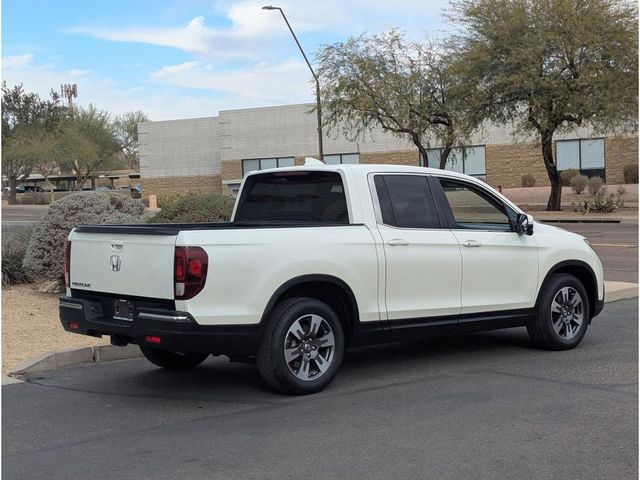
[{"left": 2, "top": 0, "right": 450, "bottom": 120}]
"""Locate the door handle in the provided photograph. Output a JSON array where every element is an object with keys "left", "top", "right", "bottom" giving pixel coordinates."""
[
  {"left": 461, "top": 240, "right": 482, "bottom": 248},
  {"left": 387, "top": 238, "right": 410, "bottom": 246}
]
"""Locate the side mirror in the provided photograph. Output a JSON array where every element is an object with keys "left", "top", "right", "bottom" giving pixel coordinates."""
[{"left": 516, "top": 213, "right": 534, "bottom": 236}]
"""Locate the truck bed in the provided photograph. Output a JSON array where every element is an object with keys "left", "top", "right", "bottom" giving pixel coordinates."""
[{"left": 73, "top": 222, "right": 363, "bottom": 235}]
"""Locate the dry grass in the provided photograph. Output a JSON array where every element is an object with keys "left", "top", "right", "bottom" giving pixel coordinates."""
[{"left": 2, "top": 284, "right": 108, "bottom": 373}]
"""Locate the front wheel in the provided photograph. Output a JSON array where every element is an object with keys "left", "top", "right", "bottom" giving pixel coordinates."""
[
  {"left": 257, "top": 297, "right": 345, "bottom": 395},
  {"left": 527, "top": 273, "right": 590, "bottom": 350},
  {"left": 140, "top": 346, "right": 209, "bottom": 369}
]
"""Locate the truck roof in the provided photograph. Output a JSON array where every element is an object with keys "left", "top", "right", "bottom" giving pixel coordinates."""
[{"left": 247, "top": 162, "right": 472, "bottom": 180}]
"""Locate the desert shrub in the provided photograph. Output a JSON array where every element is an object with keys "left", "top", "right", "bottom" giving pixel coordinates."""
[
  {"left": 617, "top": 185, "right": 626, "bottom": 196},
  {"left": 156, "top": 192, "right": 184, "bottom": 208},
  {"left": 560, "top": 168, "right": 580, "bottom": 186},
  {"left": 589, "top": 193, "right": 624, "bottom": 213},
  {"left": 2, "top": 228, "right": 34, "bottom": 286},
  {"left": 570, "top": 175, "right": 588, "bottom": 194},
  {"left": 23, "top": 191, "right": 148, "bottom": 283},
  {"left": 17, "top": 194, "right": 35, "bottom": 205},
  {"left": 587, "top": 176, "right": 604, "bottom": 195},
  {"left": 149, "top": 193, "right": 235, "bottom": 224},
  {"left": 623, "top": 164, "right": 638, "bottom": 184},
  {"left": 19, "top": 193, "right": 49, "bottom": 205},
  {"left": 521, "top": 174, "right": 536, "bottom": 187},
  {"left": 573, "top": 193, "right": 625, "bottom": 214}
]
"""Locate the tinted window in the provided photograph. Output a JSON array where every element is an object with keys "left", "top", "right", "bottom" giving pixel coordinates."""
[
  {"left": 235, "top": 171, "right": 349, "bottom": 224},
  {"left": 438, "top": 179, "right": 510, "bottom": 230},
  {"left": 375, "top": 175, "right": 439, "bottom": 228}
]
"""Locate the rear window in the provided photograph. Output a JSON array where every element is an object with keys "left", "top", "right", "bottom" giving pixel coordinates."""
[{"left": 234, "top": 171, "right": 349, "bottom": 224}]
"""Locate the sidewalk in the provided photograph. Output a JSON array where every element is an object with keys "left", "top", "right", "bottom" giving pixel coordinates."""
[{"left": 604, "top": 281, "right": 639, "bottom": 302}]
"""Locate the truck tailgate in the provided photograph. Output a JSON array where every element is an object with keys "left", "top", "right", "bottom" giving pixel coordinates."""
[{"left": 69, "top": 231, "right": 176, "bottom": 299}]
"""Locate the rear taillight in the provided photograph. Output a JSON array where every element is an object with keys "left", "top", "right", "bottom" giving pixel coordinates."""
[
  {"left": 174, "top": 246, "right": 208, "bottom": 300},
  {"left": 64, "top": 240, "right": 72, "bottom": 288}
]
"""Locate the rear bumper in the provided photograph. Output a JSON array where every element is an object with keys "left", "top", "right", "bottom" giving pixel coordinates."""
[{"left": 59, "top": 297, "right": 262, "bottom": 356}]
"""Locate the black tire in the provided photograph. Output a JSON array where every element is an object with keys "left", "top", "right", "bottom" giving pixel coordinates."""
[
  {"left": 139, "top": 346, "right": 209, "bottom": 369},
  {"left": 527, "top": 273, "right": 590, "bottom": 350},
  {"left": 257, "top": 297, "right": 345, "bottom": 395}
]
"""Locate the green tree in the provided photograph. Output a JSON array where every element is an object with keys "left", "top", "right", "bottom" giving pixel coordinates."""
[
  {"left": 450, "top": 0, "right": 638, "bottom": 210},
  {"left": 58, "top": 106, "right": 121, "bottom": 190},
  {"left": 1, "top": 82, "right": 66, "bottom": 204},
  {"left": 114, "top": 110, "right": 150, "bottom": 169},
  {"left": 13, "top": 129, "right": 59, "bottom": 202},
  {"left": 316, "top": 31, "right": 476, "bottom": 168}
]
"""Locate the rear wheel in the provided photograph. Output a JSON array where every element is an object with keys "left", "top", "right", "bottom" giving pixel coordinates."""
[
  {"left": 257, "top": 297, "right": 345, "bottom": 395},
  {"left": 527, "top": 273, "right": 590, "bottom": 350},
  {"left": 139, "top": 346, "right": 209, "bottom": 369}
]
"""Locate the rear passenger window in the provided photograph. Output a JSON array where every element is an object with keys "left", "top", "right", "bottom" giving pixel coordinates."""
[{"left": 374, "top": 175, "right": 439, "bottom": 228}]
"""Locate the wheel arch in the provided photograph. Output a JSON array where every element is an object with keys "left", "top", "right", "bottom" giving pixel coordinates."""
[
  {"left": 261, "top": 274, "right": 360, "bottom": 344},
  {"left": 539, "top": 260, "right": 598, "bottom": 318}
]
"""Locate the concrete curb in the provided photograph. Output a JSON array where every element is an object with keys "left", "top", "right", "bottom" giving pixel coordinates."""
[
  {"left": 8, "top": 344, "right": 142, "bottom": 379},
  {"left": 7, "top": 282, "right": 638, "bottom": 378},
  {"left": 604, "top": 281, "right": 639, "bottom": 303}
]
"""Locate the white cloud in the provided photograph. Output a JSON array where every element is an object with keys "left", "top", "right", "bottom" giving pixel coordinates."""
[
  {"left": 1, "top": 52, "right": 309, "bottom": 120},
  {"left": 3, "top": 53, "right": 35, "bottom": 69},
  {"left": 67, "top": 68, "right": 91, "bottom": 77},
  {"left": 4, "top": 1, "right": 453, "bottom": 120},
  {"left": 68, "top": 16, "right": 216, "bottom": 54},
  {"left": 67, "top": 0, "right": 451, "bottom": 58},
  {"left": 150, "top": 59, "right": 313, "bottom": 104},
  {"left": 66, "top": 2, "right": 286, "bottom": 57}
]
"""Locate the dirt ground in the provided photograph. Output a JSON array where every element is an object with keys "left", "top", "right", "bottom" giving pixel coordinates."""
[{"left": 2, "top": 284, "right": 108, "bottom": 374}]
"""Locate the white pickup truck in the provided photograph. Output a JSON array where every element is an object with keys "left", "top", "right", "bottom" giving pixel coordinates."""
[{"left": 60, "top": 163, "right": 604, "bottom": 394}]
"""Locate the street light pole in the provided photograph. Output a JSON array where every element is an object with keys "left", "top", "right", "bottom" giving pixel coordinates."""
[{"left": 262, "top": 5, "right": 324, "bottom": 162}]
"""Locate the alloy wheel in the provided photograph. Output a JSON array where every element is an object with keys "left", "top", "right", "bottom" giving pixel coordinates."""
[
  {"left": 284, "top": 314, "right": 336, "bottom": 381},
  {"left": 550, "top": 286, "right": 584, "bottom": 340}
]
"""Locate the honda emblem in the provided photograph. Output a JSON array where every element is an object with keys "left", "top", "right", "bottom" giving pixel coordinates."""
[{"left": 110, "top": 255, "right": 121, "bottom": 272}]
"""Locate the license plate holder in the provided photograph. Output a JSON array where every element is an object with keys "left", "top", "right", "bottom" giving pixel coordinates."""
[{"left": 113, "top": 299, "right": 135, "bottom": 322}]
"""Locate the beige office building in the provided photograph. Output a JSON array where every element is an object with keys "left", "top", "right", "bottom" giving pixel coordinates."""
[{"left": 138, "top": 103, "right": 637, "bottom": 197}]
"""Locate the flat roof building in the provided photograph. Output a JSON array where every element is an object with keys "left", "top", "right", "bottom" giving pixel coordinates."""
[{"left": 138, "top": 103, "right": 637, "bottom": 197}]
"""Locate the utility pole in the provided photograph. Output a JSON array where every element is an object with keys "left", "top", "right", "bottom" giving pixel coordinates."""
[
  {"left": 262, "top": 5, "right": 324, "bottom": 162},
  {"left": 60, "top": 83, "right": 78, "bottom": 111}
]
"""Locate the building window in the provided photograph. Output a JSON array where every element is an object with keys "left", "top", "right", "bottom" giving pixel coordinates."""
[
  {"left": 242, "top": 157, "right": 295, "bottom": 176},
  {"left": 324, "top": 153, "right": 360, "bottom": 165},
  {"left": 556, "top": 138, "right": 605, "bottom": 179},
  {"left": 423, "top": 146, "right": 486, "bottom": 179}
]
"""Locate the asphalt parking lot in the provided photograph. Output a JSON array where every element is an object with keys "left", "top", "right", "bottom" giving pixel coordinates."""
[
  {"left": 553, "top": 221, "right": 638, "bottom": 283},
  {"left": 3, "top": 298, "right": 637, "bottom": 480}
]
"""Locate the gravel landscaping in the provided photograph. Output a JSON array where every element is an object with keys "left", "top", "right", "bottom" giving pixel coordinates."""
[{"left": 2, "top": 285, "right": 108, "bottom": 373}]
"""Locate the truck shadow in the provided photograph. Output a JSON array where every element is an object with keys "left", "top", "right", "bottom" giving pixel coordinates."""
[{"left": 108, "top": 327, "right": 537, "bottom": 400}]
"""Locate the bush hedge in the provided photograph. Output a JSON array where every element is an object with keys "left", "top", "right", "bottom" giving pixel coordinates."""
[
  {"left": 570, "top": 175, "right": 588, "bottom": 194},
  {"left": 521, "top": 174, "right": 536, "bottom": 187},
  {"left": 2, "top": 228, "right": 34, "bottom": 286},
  {"left": 149, "top": 192, "right": 235, "bottom": 224},
  {"left": 587, "top": 176, "right": 605, "bottom": 196},
  {"left": 23, "top": 191, "right": 148, "bottom": 283},
  {"left": 560, "top": 168, "right": 580, "bottom": 186}
]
